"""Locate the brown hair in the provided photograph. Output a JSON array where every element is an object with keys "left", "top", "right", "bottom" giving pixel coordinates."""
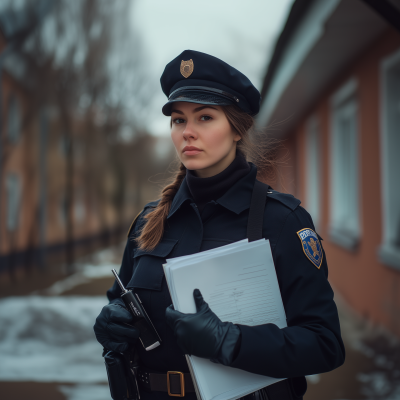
[{"left": 135, "top": 104, "right": 276, "bottom": 251}]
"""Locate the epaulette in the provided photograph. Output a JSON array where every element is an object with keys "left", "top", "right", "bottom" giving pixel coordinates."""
[
  {"left": 126, "top": 200, "right": 161, "bottom": 238},
  {"left": 266, "top": 189, "right": 301, "bottom": 211},
  {"left": 127, "top": 210, "right": 142, "bottom": 238}
]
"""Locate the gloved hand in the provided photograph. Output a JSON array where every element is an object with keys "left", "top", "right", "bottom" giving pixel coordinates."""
[
  {"left": 94, "top": 299, "right": 140, "bottom": 353},
  {"left": 165, "top": 289, "right": 241, "bottom": 365}
]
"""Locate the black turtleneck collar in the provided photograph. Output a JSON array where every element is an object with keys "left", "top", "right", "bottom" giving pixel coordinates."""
[{"left": 186, "top": 151, "right": 250, "bottom": 211}]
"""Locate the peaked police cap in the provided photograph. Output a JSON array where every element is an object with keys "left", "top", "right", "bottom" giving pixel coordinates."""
[{"left": 160, "top": 50, "right": 261, "bottom": 116}]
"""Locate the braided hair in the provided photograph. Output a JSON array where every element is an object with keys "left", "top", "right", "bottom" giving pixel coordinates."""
[{"left": 136, "top": 163, "right": 186, "bottom": 250}]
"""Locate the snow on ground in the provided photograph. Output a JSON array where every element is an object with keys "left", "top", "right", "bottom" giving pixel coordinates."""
[
  {"left": 0, "top": 247, "right": 122, "bottom": 399},
  {"left": 42, "top": 264, "right": 118, "bottom": 296},
  {"left": 334, "top": 294, "right": 400, "bottom": 400},
  {"left": 0, "top": 295, "right": 108, "bottom": 383},
  {"left": 37, "top": 247, "right": 121, "bottom": 296},
  {"left": 58, "top": 384, "right": 111, "bottom": 400},
  {"left": 358, "top": 372, "right": 400, "bottom": 400}
]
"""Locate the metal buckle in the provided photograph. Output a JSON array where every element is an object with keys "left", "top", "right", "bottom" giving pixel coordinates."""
[{"left": 167, "top": 371, "right": 185, "bottom": 397}]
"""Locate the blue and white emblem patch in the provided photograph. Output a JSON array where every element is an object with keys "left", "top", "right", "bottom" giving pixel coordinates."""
[{"left": 297, "top": 228, "right": 323, "bottom": 269}]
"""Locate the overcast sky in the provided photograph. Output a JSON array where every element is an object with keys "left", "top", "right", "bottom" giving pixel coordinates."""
[{"left": 130, "top": 0, "right": 294, "bottom": 137}]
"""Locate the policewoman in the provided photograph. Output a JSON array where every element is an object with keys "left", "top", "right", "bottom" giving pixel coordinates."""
[{"left": 94, "top": 50, "right": 345, "bottom": 400}]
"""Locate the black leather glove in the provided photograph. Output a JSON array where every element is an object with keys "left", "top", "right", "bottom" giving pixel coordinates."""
[
  {"left": 94, "top": 299, "right": 140, "bottom": 353},
  {"left": 165, "top": 289, "right": 241, "bottom": 365}
]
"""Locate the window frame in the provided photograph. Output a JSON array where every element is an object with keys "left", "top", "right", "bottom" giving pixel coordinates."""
[
  {"left": 379, "top": 48, "right": 400, "bottom": 270},
  {"left": 328, "top": 78, "right": 360, "bottom": 250},
  {"left": 305, "top": 115, "right": 321, "bottom": 230}
]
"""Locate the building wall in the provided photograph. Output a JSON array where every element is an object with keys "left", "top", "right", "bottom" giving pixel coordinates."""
[{"left": 276, "top": 28, "right": 400, "bottom": 335}]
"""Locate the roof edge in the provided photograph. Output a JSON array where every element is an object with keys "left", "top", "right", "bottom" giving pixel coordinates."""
[
  {"left": 257, "top": 0, "right": 340, "bottom": 127},
  {"left": 259, "top": 0, "right": 313, "bottom": 101}
]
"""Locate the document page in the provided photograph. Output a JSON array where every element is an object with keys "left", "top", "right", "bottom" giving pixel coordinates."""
[
  {"left": 170, "top": 240, "right": 286, "bottom": 328},
  {"left": 164, "top": 240, "right": 287, "bottom": 400},
  {"left": 207, "top": 261, "right": 282, "bottom": 326}
]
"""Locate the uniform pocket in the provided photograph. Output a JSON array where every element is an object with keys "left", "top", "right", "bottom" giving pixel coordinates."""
[{"left": 127, "top": 238, "right": 178, "bottom": 291}]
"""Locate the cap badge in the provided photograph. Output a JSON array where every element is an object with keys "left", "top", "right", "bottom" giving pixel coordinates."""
[{"left": 180, "top": 59, "right": 194, "bottom": 78}]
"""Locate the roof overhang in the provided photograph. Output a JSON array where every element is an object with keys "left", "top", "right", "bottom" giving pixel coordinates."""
[{"left": 257, "top": 0, "right": 391, "bottom": 135}]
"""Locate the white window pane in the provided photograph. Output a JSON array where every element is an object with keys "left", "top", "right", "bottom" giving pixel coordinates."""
[
  {"left": 386, "top": 71, "right": 400, "bottom": 245},
  {"left": 305, "top": 117, "right": 320, "bottom": 229},
  {"left": 381, "top": 49, "right": 400, "bottom": 265},
  {"left": 329, "top": 80, "right": 359, "bottom": 249}
]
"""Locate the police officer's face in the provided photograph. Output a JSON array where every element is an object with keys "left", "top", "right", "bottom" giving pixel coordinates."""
[{"left": 170, "top": 102, "right": 241, "bottom": 178}]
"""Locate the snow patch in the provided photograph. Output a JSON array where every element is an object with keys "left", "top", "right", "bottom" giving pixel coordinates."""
[
  {"left": 42, "top": 264, "right": 118, "bottom": 295},
  {"left": 58, "top": 384, "right": 111, "bottom": 400},
  {"left": 0, "top": 296, "right": 108, "bottom": 382},
  {"left": 358, "top": 372, "right": 400, "bottom": 400}
]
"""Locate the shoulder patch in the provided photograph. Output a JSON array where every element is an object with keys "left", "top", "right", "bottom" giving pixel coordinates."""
[
  {"left": 127, "top": 211, "right": 142, "bottom": 238},
  {"left": 297, "top": 228, "right": 323, "bottom": 269},
  {"left": 267, "top": 190, "right": 301, "bottom": 211}
]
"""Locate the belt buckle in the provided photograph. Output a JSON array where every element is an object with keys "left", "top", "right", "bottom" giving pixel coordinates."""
[{"left": 167, "top": 371, "right": 185, "bottom": 397}]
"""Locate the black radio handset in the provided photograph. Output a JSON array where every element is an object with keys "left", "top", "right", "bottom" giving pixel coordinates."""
[{"left": 112, "top": 269, "right": 161, "bottom": 351}]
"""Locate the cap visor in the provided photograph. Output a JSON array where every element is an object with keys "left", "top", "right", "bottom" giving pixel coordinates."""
[{"left": 163, "top": 98, "right": 233, "bottom": 116}]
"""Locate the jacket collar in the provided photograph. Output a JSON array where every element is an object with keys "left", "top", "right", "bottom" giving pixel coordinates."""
[
  {"left": 167, "top": 177, "right": 194, "bottom": 219},
  {"left": 167, "top": 163, "right": 257, "bottom": 219},
  {"left": 216, "top": 163, "right": 257, "bottom": 214}
]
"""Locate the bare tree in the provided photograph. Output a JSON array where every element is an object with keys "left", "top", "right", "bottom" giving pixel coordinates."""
[{"left": 0, "top": 0, "right": 156, "bottom": 273}]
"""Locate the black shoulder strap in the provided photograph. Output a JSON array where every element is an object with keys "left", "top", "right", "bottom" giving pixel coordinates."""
[{"left": 247, "top": 180, "right": 269, "bottom": 242}]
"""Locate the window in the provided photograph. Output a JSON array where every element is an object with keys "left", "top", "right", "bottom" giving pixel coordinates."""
[
  {"left": 6, "top": 173, "right": 21, "bottom": 231},
  {"left": 305, "top": 116, "right": 321, "bottom": 230},
  {"left": 329, "top": 79, "right": 360, "bottom": 250},
  {"left": 7, "top": 95, "right": 21, "bottom": 144},
  {"left": 379, "top": 49, "right": 400, "bottom": 270}
]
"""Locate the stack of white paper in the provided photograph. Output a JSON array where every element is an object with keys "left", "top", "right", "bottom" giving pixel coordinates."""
[{"left": 163, "top": 239, "right": 287, "bottom": 400}]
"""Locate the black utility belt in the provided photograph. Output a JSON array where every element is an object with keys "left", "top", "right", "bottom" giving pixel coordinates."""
[
  {"left": 137, "top": 367, "right": 296, "bottom": 399},
  {"left": 137, "top": 367, "right": 195, "bottom": 397}
]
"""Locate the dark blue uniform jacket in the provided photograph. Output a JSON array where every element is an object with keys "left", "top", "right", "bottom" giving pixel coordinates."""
[{"left": 107, "top": 163, "right": 345, "bottom": 381}]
